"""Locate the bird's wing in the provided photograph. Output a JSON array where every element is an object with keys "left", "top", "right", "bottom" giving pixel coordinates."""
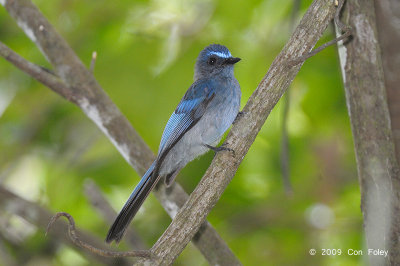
[{"left": 157, "top": 80, "right": 216, "bottom": 163}]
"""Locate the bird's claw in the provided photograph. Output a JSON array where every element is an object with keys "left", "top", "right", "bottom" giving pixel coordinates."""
[
  {"left": 205, "top": 144, "right": 235, "bottom": 155},
  {"left": 233, "top": 111, "right": 246, "bottom": 124}
]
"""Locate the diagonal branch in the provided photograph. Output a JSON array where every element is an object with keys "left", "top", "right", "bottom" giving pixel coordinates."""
[
  {"left": 2, "top": 0, "right": 153, "bottom": 171},
  {"left": 138, "top": 0, "right": 344, "bottom": 264},
  {"left": 288, "top": 0, "right": 351, "bottom": 67},
  {"left": 84, "top": 179, "right": 147, "bottom": 250},
  {"left": 0, "top": 0, "right": 239, "bottom": 264},
  {"left": 0, "top": 42, "right": 71, "bottom": 100}
]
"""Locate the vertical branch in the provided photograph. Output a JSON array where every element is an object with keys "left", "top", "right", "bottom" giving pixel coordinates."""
[
  {"left": 336, "top": 0, "right": 400, "bottom": 265},
  {"left": 374, "top": 0, "right": 400, "bottom": 164}
]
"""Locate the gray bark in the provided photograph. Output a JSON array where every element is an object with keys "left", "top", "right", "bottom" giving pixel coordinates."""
[
  {"left": 336, "top": 1, "right": 400, "bottom": 265},
  {"left": 375, "top": 0, "right": 400, "bottom": 165}
]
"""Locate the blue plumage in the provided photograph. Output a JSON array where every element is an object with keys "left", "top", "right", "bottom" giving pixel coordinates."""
[
  {"left": 204, "top": 44, "right": 232, "bottom": 58},
  {"left": 159, "top": 80, "right": 215, "bottom": 156},
  {"left": 106, "top": 44, "right": 241, "bottom": 243}
]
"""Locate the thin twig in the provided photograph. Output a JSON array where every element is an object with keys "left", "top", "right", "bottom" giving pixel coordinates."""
[
  {"left": 288, "top": 0, "right": 352, "bottom": 67},
  {"left": 46, "top": 212, "right": 152, "bottom": 259},
  {"left": 280, "top": 0, "right": 301, "bottom": 195},
  {"left": 0, "top": 186, "right": 131, "bottom": 264},
  {"left": 280, "top": 0, "right": 351, "bottom": 192}
]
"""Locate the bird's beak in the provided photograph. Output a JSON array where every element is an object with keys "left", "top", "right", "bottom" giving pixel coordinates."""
[{"left": 224, "top": 57, "right": 241, "bottom": 65}]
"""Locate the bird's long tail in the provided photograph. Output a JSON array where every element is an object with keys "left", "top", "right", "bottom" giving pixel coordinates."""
[{"left": 106, "top": 161, "right": 160, "bottom": 244}]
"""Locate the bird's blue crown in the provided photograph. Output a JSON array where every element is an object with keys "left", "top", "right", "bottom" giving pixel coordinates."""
[{"left": 203, "top": 44, "right": 232, "bottom": 59}]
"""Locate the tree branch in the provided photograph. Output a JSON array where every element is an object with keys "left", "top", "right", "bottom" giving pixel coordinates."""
[
  {"left": 46, "top": 212, "right": 151, "bottom": 259},
  {"left": 279, "top": 0, "right": 301, "bottom": 195},
  {"left": 2, "top": 0, "right": 153, "bottom": 173},
  {"left": 288, "top": 0, "right": 351, "bottom": 67},
  {"left": 375, "top": 0, "right": 400, "bottom": 165},
  {"left": 84, "top": 179, "right": 147, "bottom": 250},
  {"left": 336, "top": 1, "right": 400, "bottom": 265},
  {"left": 0, "top": 236, "right": 17, "bottom": 266},
  {"left": 138, "top": 0, "right": 344, "bottom": 264},
  {"left": 0, "top": 42, "right": 72, "bottom": 101},
  {"left": 0, "top": 185, "right": 131, "bottom": 265},
  {"left": 0, "top": 0, "right": 239, "bottom": 264}
]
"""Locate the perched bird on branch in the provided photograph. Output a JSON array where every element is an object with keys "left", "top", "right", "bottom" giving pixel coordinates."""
[{"left": 106, "top": 44, "right": 241, "bottom": 244}]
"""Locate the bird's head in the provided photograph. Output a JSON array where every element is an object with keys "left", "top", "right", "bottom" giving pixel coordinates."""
[{"left": 194, "top": 44, "right": 240, "bottom": 80}]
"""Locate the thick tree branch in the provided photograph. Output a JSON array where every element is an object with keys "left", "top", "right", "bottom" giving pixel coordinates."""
[
  {"left": 137, "top": 0, "right": 343, "bottom": 264},
  {"left": 0, "top": 0, "right": 238, "bottom": 264},
  {"left": 375, "top": 0, "right": 400, "bottom": 165},
  {"left": 336, "top": 1, "right": 400, "bottom": 265}
]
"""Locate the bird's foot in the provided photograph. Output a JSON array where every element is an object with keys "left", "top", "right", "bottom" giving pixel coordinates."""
[
  {"left": 233, "top": 111, "right": 246, "bottom": 124},
  {"left": 205, "top": 144, "right": 235, "bottom": 155}
]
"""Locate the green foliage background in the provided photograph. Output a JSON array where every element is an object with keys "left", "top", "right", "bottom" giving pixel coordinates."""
[{"left": 0, "top": 0, "right": 364, "bottom": 265}]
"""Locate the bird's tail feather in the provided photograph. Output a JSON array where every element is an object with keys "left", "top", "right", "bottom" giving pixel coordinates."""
[{"left": 106, "top": 161, "right": 160, "bottom": 244}]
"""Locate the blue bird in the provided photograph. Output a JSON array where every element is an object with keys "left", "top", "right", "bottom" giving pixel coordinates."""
[{"left": 106, "top": 44, "right": 241, "bottom": 244}]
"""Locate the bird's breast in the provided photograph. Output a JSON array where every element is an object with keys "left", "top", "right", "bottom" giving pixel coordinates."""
[{"left": 198, "top": 82, "right": 241, "bottom": 145}]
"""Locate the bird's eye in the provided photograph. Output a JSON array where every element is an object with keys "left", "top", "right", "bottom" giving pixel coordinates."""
[{"left": 207, "top": 57, "right": 216, "bottom": 65}]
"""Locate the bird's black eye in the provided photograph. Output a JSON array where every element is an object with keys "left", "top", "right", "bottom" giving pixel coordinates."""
[{"left": 207, "top": 57, "right": 216, "bottom": 65}]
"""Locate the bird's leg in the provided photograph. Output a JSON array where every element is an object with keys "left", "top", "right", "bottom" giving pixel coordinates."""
[
  {"left": 233, "top": 111, "right": 246, "bottom": 124},
  {"left": 205, "top": 143, "right": 235, "bottom": 155}
]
